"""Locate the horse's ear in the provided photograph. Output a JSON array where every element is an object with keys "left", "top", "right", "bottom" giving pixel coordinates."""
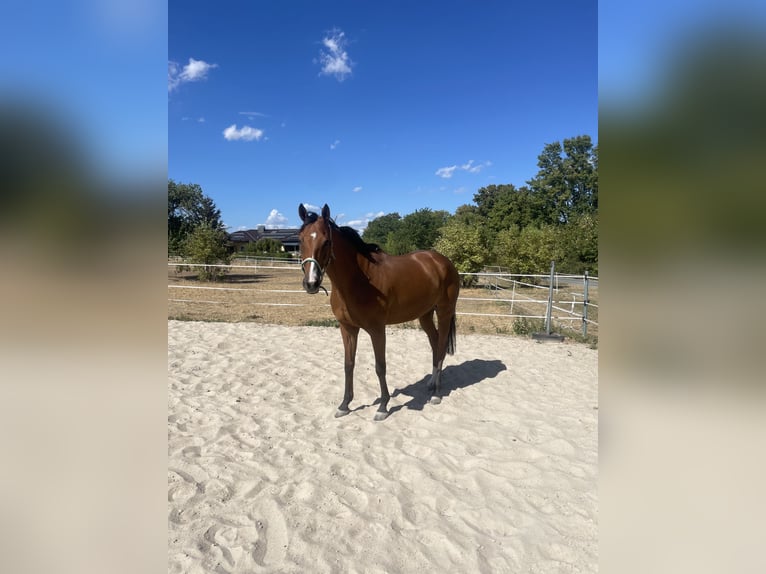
[
  {"left": 298, "top": 203, "right": 307, "bottom": 222},
  {"left": 321, "top": 204, "right": 330, "bottom": 220}
]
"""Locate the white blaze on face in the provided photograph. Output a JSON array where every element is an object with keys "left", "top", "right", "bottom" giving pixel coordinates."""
[
  {"left": 307, "top": 260, "right": 320, "bottom": 284},
  {"left": 306, "top": 231, "right": 320, "bottom": 285}
]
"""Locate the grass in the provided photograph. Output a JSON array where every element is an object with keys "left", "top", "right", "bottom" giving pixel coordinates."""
[{"left": 512, "top": 317, "right": 546, "bottom": 336}]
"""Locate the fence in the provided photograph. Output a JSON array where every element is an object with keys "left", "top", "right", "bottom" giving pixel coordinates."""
[
  {"left": 168, "top": 258, "right": 598, "bottom": 339},
  {"left": 457, "top": 265, "right": 598, "bottom": 338}
]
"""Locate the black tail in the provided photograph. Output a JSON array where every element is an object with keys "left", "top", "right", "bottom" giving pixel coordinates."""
[{"left": 447, "top": 314, "right": 457, "bottom": 355}]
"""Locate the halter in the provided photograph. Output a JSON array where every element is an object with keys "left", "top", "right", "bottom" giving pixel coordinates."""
[{"left": 300, "top": 218, "right": 334, "bottom": 295}]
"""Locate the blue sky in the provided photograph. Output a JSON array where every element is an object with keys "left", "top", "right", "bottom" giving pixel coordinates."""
[
  {"left": 170, "top": 0, "right": 597, "bottom": 232},
  {"left": 599, "top": 0, "right": 766, "bottom": 108},
  {"left": 1, "top": 0, "right": 167, "bottom": 180}
]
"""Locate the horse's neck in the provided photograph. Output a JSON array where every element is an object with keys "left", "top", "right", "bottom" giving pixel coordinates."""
[{"left": 326, "top": 232, "right": 370, "bottom": 293}]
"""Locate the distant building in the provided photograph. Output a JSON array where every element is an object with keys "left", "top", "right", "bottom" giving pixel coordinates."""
[{"left": 228, "top": 225, "right": 301, "bottom": 254}]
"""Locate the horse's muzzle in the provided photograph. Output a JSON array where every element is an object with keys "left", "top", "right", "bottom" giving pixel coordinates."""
[
  {"left": 303, "top": 277, "right": 322, "bottom": 294},
  {"left": 301, "top": 257, "right": 326, "bottom": 294}
]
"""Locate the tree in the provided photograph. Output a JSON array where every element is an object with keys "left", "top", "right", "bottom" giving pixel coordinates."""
[
  {"left": 527, "top": 141, "right": 567, "bottom": 224},
  {"left": 385, "top": 208, "right": 450, "bottom": 254},
  {"left": 362, "top": 213, "right": 401, "bottom": 246},
  {"left": 494, "top": 225, "right": 563, "bottom": 276},
  {"left": 562, "top": 137, "right": 598, "bottom": 217},
  {"left": 452, "top": 204, "right": 484, "bottom": 227},
  {"left": 473, "top": 184, "right": 544, "bottom": 238},
  {"left": 244, "top": 238, "right": 290, "bottom": 258},
  {"left": 526, "top": 135, "right": 598, "bottom": 224},
  {"left": 556, "top": 213, "right": 598, "bottom": 274},
  {"left": 168, "top": 179, "right": 224, "bottom": 255},
  {"left": 434, "top": 220, "right": 488, "bottom": 287},
  {"left": 184, "top": 223, "right": 231, "bottom": 281}
]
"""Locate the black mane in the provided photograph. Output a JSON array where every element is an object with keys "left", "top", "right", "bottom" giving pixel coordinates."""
[
  {"left": 336, "top": 223, "right": 382, "bottom": 261},
  {"left": 301, "top": 211, "right": 381, "bottom": 262}
]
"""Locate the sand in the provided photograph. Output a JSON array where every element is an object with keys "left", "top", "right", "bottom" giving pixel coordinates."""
[{"left": 168, "top": 320, "right": 598, "bottom": 573}]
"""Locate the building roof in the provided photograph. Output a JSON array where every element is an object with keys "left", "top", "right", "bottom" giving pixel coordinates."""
[{"left": 228, "top": 227, "right": 301, "bottom": 245}]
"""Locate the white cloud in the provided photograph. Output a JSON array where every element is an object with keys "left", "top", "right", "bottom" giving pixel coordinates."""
[
  {"left": 318, "top": 29, "right": 352, "bottom": 81},
  {"left": 436, "top": 160, "right": 492, "bottom": 178},
  {"left": 239, "top": 111, "right": 269, "bottom": 117},
  {"left": 181, "top": 58, "right": 216, "bottom": 81},
  {"left": 352, "top": 186, "right": 362, "bottom": 193},
  {"left": 264, "top": 209, "right": 288, "bottom": 228},
  {"left": 330, "top": 139, "right": 341, "bottom": 150},
  {"left": 168, "top": 62, "right": 181, "bottom": 91},
  {"left": 461, "top": 159, "right": 492, "bottom": 173},
  {"left": 168, "top": 57, "right": 217, "bottom": 92},
  {"left": 346, "top": 211, "right": 385, "bottom": 232},
  {"left": 435, "top": 165, "right": 458, "bottom": 179},
  {"left": 223, "top": 124, "right": 264, "bottom": 141}
]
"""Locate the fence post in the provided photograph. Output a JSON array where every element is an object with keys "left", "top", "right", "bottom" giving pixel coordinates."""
[
  {"left": 510, "top": 278, "right": 516, "bottom": 316},
  {"left": 582, "top": 270, "right": 589, "bottom": 338},
  {"left": 544, "top": 260, "right": 555, "bottom": 335}
]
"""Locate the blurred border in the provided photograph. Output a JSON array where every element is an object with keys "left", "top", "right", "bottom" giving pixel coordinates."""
[
  {"left": 4, "top": 1, "right": 766, "bottom": 572},
  {"left": 1, "top": 2, "right": 167, "bottom": 573},
  {"left": 600, "top": 1, "right": 766, "bottom": 572}
]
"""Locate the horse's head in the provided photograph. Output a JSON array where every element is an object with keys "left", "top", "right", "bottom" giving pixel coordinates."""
[{"left": 298, "top": 203, "right": 334, "bottom": 294}]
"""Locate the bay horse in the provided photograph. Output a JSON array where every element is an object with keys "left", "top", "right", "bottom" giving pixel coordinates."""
[{"left": 298, "top": 203, "right": 460, "bottom": 421}]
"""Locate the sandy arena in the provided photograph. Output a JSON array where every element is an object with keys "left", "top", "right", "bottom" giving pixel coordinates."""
[{"left": 168, "top": 319, "right": 597, "bottom": 573}]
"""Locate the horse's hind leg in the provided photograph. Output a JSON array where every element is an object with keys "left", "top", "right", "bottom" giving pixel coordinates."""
[
  {"left": 336, "top": 322, "right": 359, "bottom": 417},
  {"left": 431, "top": 306, "right": 458, "bottom": 403},
  {"left": 418, "top": 310, "right": 443, "bottom": 404}
]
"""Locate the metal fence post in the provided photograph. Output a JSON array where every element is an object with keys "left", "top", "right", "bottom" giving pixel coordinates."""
[
  {"left": 510, "top": 278, "right": 516, "bottom": 316},
  {"left": 544, "top": 260, "right": 555, "bottom": 335},
  {"left": 582, "top": 270, "right": 589, "bottom": 337}
]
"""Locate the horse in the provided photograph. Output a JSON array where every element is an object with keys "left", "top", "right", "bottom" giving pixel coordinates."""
[{"left": 298, "top": 203, "right": 460, "bottom": 421}]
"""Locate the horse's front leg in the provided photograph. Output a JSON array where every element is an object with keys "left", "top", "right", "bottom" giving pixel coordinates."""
[
  {"left": 336, "top": 322, "right": 359, "bottom": 417},
  {"left": 369, "top": 328, "right": 390, "bottom": 421}
]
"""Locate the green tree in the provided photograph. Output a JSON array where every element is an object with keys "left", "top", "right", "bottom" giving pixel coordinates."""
[
  {"left": 452, "top": 204, "right": 484, "bottom": 227},
  {"left": 473, "top": 184, "right": 544, "bottom": 238},
  {"left": 564, "top": 138, "right": 598, "bottom": 217},
  {"left": 184, "top": 223, "right": 231, "bottom": 281},
  {"left": 434, "top": 220, "right": 488, "bottom": 287},
  {"left": 494, "top": 225, "right": 563, "bottom": 276},
  {"left": 384, "top": 232, "right": 414, "bottom": 255},
  {"left": 362, "top": 213, "right": 401, "bottom": 246},
  {"left": 526, "top": 135, "right": 598, "bottom": 224},
  {"left": 385, "top": 208, "right": 450, "bottom": 254},
  {"left": 244, "top": 238, "right": 287, "bottom": 257},
  {"left": 557, "top": 213, "right": 598, "bottom": 274},
  {"left": 168, "top": 180, "right": 224, "bottom": 255}
]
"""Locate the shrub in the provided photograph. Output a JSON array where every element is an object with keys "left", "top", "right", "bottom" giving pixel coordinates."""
[{"left": 184, "top": 223, "right": 231, "bottom": 281}]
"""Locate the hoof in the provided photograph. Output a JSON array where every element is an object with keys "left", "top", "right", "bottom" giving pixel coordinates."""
[
  {"left": 429, "top": 396, "right": 442, "bottom": 405},
  {"left": 335, "top": 408, "right": 351, "bottom": 418},
  {"left": 373, "top": 411, "right": 389, "bottom": 421}
]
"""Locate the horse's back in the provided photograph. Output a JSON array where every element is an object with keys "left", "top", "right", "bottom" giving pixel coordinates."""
[
  {"left": 416, "top": 250, "right": 459, "bottom": 288},
  {"left": 373, "top": 250, "right": 460, "bottom": 321}
]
